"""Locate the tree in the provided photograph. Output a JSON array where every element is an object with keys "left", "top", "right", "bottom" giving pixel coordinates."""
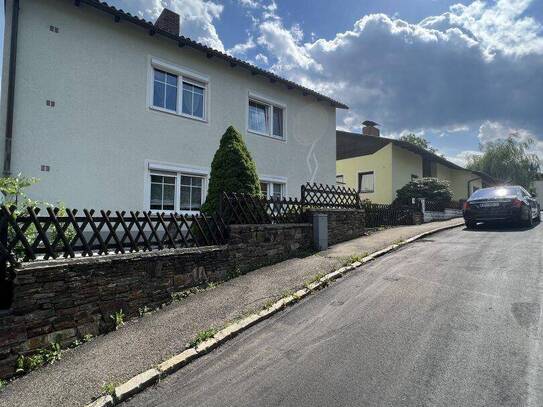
[
  {"left": 396, "top": 178, "right": 453, "bottom": 202},
  {"left": 399, "top": 134, "right": 438, "bottom": 154},
  {"left": 201, "top": 126, "right": 261, "bottom": 214},
  {"left": 466, "top": 135, "right": 540, "bottom": 189}
]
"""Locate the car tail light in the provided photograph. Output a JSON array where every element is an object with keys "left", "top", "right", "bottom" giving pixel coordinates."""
[
  {"left": 512, "top": 198, "right": 523, "bottom": 208},
  {"left": 463, "top": 201, "right": 470, "bottom": 210}
]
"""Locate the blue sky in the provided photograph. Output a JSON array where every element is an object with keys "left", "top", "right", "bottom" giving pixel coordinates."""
[{"left": 1, "top": 0, "right": 543, "bottom": 166}]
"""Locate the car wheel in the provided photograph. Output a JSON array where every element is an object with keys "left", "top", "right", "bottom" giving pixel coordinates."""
[
  {"left": 523, "top": 211, "right": 534, "bottom": 227},
  {"left": 537, "top": 210, "right": 541, "bottom": 222},
  {"left": 465, "top": 220, "right": 477, "bottom": 229}
]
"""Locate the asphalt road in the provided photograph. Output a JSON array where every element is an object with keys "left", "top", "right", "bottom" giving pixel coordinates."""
[{"left": 125, "top": 223, "right": 543, "bottom": 407}]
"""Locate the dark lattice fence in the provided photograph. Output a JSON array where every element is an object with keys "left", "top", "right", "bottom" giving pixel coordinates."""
[
  {"left": 301, "top": 183, "right": 361, "bottom": 209},
  {"left": 220, "top": 192, "right": 305, "bottom": 225},
  {"left": 363, "top": 203, "right": 415, "bottom": 227},
  {"left": 0, "top": 206, "right": 227, "bottom": 266}
]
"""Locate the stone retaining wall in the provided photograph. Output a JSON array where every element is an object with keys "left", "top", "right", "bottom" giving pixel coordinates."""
[
  {"left": 307, "top": 208, "right": 366, "bottom": 245},
  {"left": 0, "top": 223, "right": 312, "bottom": 378}
]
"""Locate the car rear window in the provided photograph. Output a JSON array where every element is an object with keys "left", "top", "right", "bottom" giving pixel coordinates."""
[{"left": 470, "top": 187, "right": 519, "bottom": 200}]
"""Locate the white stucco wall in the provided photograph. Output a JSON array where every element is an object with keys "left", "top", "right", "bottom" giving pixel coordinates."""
[{"left": 3, "top": 0, "right": 338, "bottom": 209}]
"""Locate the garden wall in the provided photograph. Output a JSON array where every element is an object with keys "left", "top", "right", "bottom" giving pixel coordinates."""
[
  {"left": 307, "top": 208, "right": 366, "bottom": 245},
  {"left": 0, "top": 223, "right": 312, "bottom": 378}
]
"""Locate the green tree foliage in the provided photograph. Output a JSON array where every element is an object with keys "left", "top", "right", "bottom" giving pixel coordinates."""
[
  {"left": 201, "top": 126, "right": 260, "bottom": 214},
  {"left": 396, "top": 177, "right": 453, "bottom": 202},
  {"left": 399, "top": 133, "right": 438, "bottom": 154},
  {"left": 466, "top": 136, "right": 540, "bottom": 189},
  {"left": 0, "top": 173, "right": 39, "bottom": 207}
]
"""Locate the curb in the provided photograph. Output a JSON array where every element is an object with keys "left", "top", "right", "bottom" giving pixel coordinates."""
[{"left": 86, "top": 220, "right": 464, "bottom": 407}]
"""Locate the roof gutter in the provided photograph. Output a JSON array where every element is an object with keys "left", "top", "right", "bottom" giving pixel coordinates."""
[{"left": 3, "top": 0, "right": 20, "bottom": 177}]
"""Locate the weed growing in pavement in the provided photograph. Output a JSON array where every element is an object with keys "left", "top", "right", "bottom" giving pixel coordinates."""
[
  {"left": 263, "top": 299, "right": 276, "bottom": 310},
  {"left": 188, "top": 328, "right": 218, "bottom": 348},
  {"left": 0, "top": 379, "right": 7, "bottom": 392},
  {"left": 138, "top": 306, "right": 151, "bottom": 317},
  {"left": 16, "top": 342, "right": 62, "bottom": 374},
  {"left": 342, "top": 252, "right": 369, "bottom": 266},
  {"left": 110, "top": 310, "right": 125, "bottom": 330},
  {"left": 100, "top": 382, "right": 118, "bottom": 396},
  {"left": 304, "top": 273, "right": 326, "bottom": 288},
  {"left": 393, "top": 239, "right": 405, "bottom": 245},
  {"left": 82, "top": 334, "right": 94, "bottom": 343}
]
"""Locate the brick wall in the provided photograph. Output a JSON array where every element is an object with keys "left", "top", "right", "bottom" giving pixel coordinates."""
[{"left": 0, "top": 223, "right": 312, "bottom": 378}]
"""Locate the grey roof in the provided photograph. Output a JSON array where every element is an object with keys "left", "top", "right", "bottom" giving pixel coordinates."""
[
  {"left": 336, "top": 130, "right": 498, "bottom": 184},
  {"left": 72, "top": 0, "right": 349, "bottom": 110}
]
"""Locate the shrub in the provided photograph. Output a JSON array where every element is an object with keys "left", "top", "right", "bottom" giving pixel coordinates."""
[
  {"left": 201, "top": 126, "right": 260, "bottom": 214},
  {"left": 396, "top": 177, "right": 453, "bottom": 203}
]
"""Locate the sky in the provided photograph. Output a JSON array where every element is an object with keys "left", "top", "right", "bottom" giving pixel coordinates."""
[{"left": 1, "top": 0, "right": 543, "bottom": 166}]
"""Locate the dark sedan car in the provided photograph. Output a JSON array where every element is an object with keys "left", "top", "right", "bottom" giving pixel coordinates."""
[{"left": 463, "top": 186, "right": 541, "bottom": 228}]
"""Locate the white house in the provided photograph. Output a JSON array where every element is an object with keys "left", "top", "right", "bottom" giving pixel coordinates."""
[{"left": 0, "top": 0, "right": 347, "bottom": 213}]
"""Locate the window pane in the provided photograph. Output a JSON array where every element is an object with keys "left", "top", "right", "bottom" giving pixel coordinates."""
[
  {"left": 166, "top": 72, "right": 177, "bottom": 86},
  {"left": 180, "top": 176, "right": 192, "bottom": 186},
  {"left": 150, "top": 183, "right": 162, "bottom": 209},
  {"left": 166, "top": 85, "right": 177, "bottom": 111},
  {"left": 182, "top": 88, "right": 193, "bottom": 116},
  {"left": 359, "top": 172, "right": 374, "bottom": 192},
  {"left": 260, "top": 182, "right": 269, "bottom": 197},
  {"left": 272, "top": 183, "right": 282, "bottom": 198},
  {"left": 249, "top": 101, "right": 268, "bottom": 133},
  {"left": 192, "top": 177, "right": 202, "bottom": 187},
  {"left": 273, "top": 107, "right": 283, "bottom": 138},
  {"left": 163, "top": 184, "right": 175, "bottom": 210},
  {"left": 153, "top": 81, "right": 165, "bottom": 108},
  {"left": 180, "top": 185, "right": 191, "bottom": 210},
  {"left": 154, "top": 69, "right": 166, "bottom": 82},
  {"left": 191, "top": 187, "right": 202, "bottom": 209},
  {"left": 193, "top": 92, "right": 204, "bottom": 118}
]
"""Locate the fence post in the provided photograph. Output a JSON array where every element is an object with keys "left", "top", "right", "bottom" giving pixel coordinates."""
[
  {"left": 0, "top": 207, "right": 11, "bottom": 309},
  {"left": 300, "top": 184, "right": 306, "bottom": 207},
  {"left": 311, "top": 212, "right": 328, "bottom": 251}
]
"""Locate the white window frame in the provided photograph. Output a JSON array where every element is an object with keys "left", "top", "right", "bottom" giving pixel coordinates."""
[
  {"left": 144, "top": 160, "right": 209, "bottom": 215},
  {"left": 358, "top": 170, "right": 375, "bottom": 193},
  {"left": 260, "top": 175, "right": 287, "bottom": 199},
  {"left": 148, "top": 57, "right": 209, "bottom": 123},
  {"left": 247, "top": 92, "right": 287, "bottom": 141},
  {"left": 336, "top": 174, "right": 345, "bottom": 185}
]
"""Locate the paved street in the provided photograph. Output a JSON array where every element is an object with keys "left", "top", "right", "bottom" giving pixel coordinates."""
[{"left": 126, "top": 223, "right": 543, "bottom": 407}]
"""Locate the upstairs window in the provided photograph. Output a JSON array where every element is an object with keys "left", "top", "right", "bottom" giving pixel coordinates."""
[
  {"left": 248, "top": 96, "right": 285, "bottom": 140},
  {"left": 150, "top": 59, "right": 208, "bottom": 121},
  {"left": 153, "top": 70, "right": 178, "bottom": 112}
]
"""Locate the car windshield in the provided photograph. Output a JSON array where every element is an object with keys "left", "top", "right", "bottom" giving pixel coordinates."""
[{"left": 470, "top": 187, "right": 520, "bottom": 200}]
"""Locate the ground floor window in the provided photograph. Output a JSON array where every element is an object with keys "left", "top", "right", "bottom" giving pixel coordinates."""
[
  {"left": 358, "top": 171, "right": 375, "bottom": 193},
  {"left": 149, "top": 170, "right": 206, "bottom": 213},
  {"left": 260, "top": 181, "right": 284, "bottom": 199}
]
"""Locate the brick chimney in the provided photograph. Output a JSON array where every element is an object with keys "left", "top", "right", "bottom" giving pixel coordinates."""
[
  {"left": 155, "top": 9, "right": 180, "bottom": 37},
  {"left": 362, "top": 120, "right": 380, "bottom": 137}
]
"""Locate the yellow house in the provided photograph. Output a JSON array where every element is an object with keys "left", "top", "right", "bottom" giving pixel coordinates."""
[{"left": 336, "top": 127, "right": 497, "bottom": 204}]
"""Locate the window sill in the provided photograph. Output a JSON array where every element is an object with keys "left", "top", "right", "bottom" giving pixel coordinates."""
[
  {"left": 149, "top": 105, "right": 208, "bottom": 124},
  {"left": 247, "top": 129, "right": 286, "bottom": 142}
]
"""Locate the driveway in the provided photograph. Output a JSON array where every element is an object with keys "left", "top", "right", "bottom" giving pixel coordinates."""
[{"left": 125, "top": 223, "right": 543, "bottom": 407}]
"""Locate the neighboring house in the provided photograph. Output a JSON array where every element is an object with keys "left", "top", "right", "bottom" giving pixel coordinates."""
[
  {"left": 0, "top": 0, "right": 347, "bottom": 213},
  {"left": 533, "top": 175, "right": 543, "bottom": 208},
  {"left": 336, "top": 122, "right": 497, "bottom": 204}
]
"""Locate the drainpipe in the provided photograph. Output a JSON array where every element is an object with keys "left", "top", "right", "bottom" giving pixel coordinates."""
[
  {"left": 467, "top": 177, "right": 481, "bottom": 198},
  {"left": 3, "top": 0, "right": 20, "bottom": 177}
]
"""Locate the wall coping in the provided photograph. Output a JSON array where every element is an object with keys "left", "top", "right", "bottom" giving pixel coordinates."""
[
  {"left": 305, "top": 208, "right": 364, "bottom": 213},
  {"left": 14, "top": 245, "right": 227, "bottom": 271},
  {"left": 229, "top": 223, "right": 311, "bottom": 230}
]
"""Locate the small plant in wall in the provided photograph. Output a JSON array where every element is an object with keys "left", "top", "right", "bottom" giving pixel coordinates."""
[{"left": 110, "top": 309, "right": 125, "bottom": 330}]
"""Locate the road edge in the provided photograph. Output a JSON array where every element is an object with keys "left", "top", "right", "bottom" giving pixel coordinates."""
[{"left": 86, "top": 220, "right": 464, "bottom": 407}]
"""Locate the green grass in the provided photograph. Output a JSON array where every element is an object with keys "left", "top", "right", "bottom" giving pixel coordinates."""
[
  {"left": 188, "top": 328, "right": 218, "bottom": 348},
  {"left": 100, "top": 382, "right": 117, "bottom": 396},
  {"left": 304, "top": 272, "right": 326, "bottom": 288}
]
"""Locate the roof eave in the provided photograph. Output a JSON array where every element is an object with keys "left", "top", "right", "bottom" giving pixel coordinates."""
[{"left": 76, "top": 0, "right": 349, "bottom": 110}]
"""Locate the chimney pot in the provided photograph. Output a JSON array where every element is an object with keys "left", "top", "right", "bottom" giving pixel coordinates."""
[
  {"left": 155, "top": 9, "right": 180, "bottom": 37},
  {"left": 362, "top": 120, "right": 380, "bottom": 137}
]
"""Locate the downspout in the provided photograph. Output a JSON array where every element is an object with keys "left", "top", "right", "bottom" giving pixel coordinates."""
[{"left": 3, "top": 0, "right": 20, "bottom": 177}]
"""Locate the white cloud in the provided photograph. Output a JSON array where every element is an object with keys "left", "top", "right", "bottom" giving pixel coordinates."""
[
  {"left": 255, "top": 53, "right": 269, "bottom": 64},
  {"left": 477, "top": 120, "right": 543, "bottom": 160},
  {"left": 256, "top": 1, "right": 543, "bottom": 137},
  {"left": 113, "top": 0, "right": 225, "bottom": 51},
  {"left": 227, "top": 36, "right": 256, "bottom": 57},
  {"left": 238, "top": 0, "right": 260, "bottom": 8}
]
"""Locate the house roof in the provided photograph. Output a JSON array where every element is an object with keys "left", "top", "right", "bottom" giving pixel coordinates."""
[
  {"left": 336, "top": 130, "right": 498, "bottom": 184},
  {"left": 70, "top": 0, "right": 349, "bottom": 110}
]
